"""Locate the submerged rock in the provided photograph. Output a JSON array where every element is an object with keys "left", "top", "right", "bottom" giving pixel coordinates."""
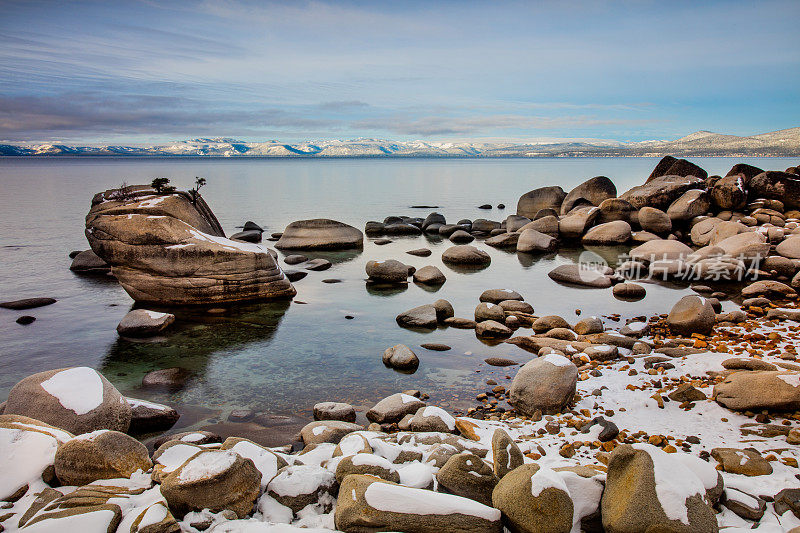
[{"left": 116, "top": 309, "right": 175, "bottom": 337}]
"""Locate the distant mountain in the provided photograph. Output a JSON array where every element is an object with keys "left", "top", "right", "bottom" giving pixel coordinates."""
[{"left": 2, "top": 128, "right": 798, "bottom": 157}]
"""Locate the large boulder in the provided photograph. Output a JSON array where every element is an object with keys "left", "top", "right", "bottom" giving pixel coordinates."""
[
  {"left": 4, "top": 367, "right": 132, "bottom": 434},
  {"left": 629, "top": 239, "right": 693, "bottom": 263},
  {"left": 314, "top": 402, "right": 356, "bottom": 423},
  {"left": 492, "top": 463, "right": 574, "bottom": 533},
  {"left": 54, "top": 429, "right": 152, "bottom": 485},
  {"left": 715, "top": 232, "right": 770, "bottom": 266},
  {"left": 777, "top": 236, "right": 800, "bottom": 259},
  {"left": 547, "top": 264, "right": 613, "bottom": 288},
  {"left": 0, "top": 415, "right": 73, "bottom": 501},
  {"left": 437, "top": 452, "right": 498, "bottom": 506},
  {"left": 647, "top": 156, "right": 708, "bottom": 181},
  {"left": 508, "top": 354, "right": 578, "bottom": 415},
  {"left": 276, "top": 218, "right": 363, "bottom": 250},
  {"left": 335, "top": 453, "right": 400, "bottom": 484},
  {"left": 116, "top": 309, "right": 175, "bottom": 337},
  {"left": 383, "top": 344, "right": 420, "bottom": 371},
  {"left": 69, "top": 249, "right": 110, "bottom": 273},
  {"left": 582, "top": 221, "right": 631, "bottom": 245},
  {"left": 335, "top": 474, "right": 502, "bottom": 532},
  {"left": 161, "top": 449, "right": 261, "bottom": 518},
  {"left": 638, "top": 207, "right": 672, "bottom": 234},
  {"left": 714, "top": 371, "right": 800, "bottom": 411},
  {"left": 126, "top": 397, "right": 180, "bottom": 433},
  {"left": 85, "top": 185, "right": 295, "bottom": 305},
  {"left": 366, "top": 393, "right": 426, "bottom": 423},
  {"left": 748, "top": 171, "right": 800, "bottom": 209},
  {"left": 710, "top": 174, "right": 747, "bottom": 210},
  {"left": 366, "top": 259, "right": 409, "bottom": 283},
  {"left": 558, "top": 206, "right": 600, "bottom": 239},
  {"left": 397, "top": 304, "right": 438, "bottom": 329},
  {"left": 668, "top": 189, "right": 711, "bottom": 221},
  {"left": 517, "top": 186, "right": 567, "bottom": 219},
  {"left": 667, "top": 295, "right": 715, "bottom": 335},
  {"left": 601, "top": 444, "right": 718, "bottom": 533},
  {"left": 413, "top": 265, "right": 446, "bottom": 285},
  {"left": 220, "top": 437, "right": 288, "bottom": 488},
  {"left": 267, "top": 464, "right": 336, "bottom": 513},
  {"left": 300, "top": 420, "right": 363, "bottom": 445},
  {"left": 597, "top": 197, "right": 635, "bottom": 224},
  {"left": 517, "top": 229, "right": 558, "bottom": 253},
  {"left": 560, "top": 176, "right": 617, "bottom": 215},
  {"left": 726, "top": 163, "right": 764, "bottom": 181},
  {"left": 519, "top": 215, "right": 560, "bottom": 237},
  {"left": 620, "top": 175, "right": 705, "bottom": 210},
  {"left": 442, "top": 245, "right": 491, "bottom": 267}
]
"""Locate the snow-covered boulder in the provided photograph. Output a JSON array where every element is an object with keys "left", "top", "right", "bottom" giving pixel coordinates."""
[
  {"left": 436, "top": 452, "right": 498, "bottom": 506},
  {"left": 267, "top": 464, "right": 336, "bottom": 513},
  {"left": 54, "top": 429, "right": 152, "bottom": 486},
  {"left": 366, "top": 393, "right": 426, "bottom": 424},
  {"left": 409, "top": 406, "right": 456, "bottom": 433},
  {"left": 160, "top": 449, "right": 261, "bottom": 518},
  {"left": 220, "top": 437, "right": 289, "bottom": 488},
  {"left": 4, "top": 367, "right": 132, "bottom": 435},
  {"left": 299, "top": 420, "right": 363, "bottom": 446},
  {"left": 335, "top": 474, "right": 502, "bottom": 532},
  {"left": 600, "top": 444, "right": 718, "bottom": 533},
  {"left": 152, "top": 440, "right": 205, "bottom": 482},
  {"left": 0, "top": 414, "right": 73, "bottom": 501},
  {"left": 491, "top": 463, "right": 574, "bottom": 533},
  {"left": 335, "top": 453, "right": 400, "bottom": 484}
]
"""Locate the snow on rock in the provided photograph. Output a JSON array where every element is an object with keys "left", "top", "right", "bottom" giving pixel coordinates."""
[{"left": 39, "top": 367, "right": 104, "bottom": 415}]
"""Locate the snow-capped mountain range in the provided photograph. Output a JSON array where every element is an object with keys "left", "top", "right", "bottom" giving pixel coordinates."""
[{"left": 2, "top": 128, "right": 799, "bottom": 157}]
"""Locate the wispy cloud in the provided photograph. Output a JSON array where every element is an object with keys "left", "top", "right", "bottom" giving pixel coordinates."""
[{"left": 352, "top": 114, "right": 652, "bottom": 136}]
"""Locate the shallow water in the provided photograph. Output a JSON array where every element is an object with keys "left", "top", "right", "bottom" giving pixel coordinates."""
[{"left": 0, "top": 157, "right": 794, "bottom": 438}]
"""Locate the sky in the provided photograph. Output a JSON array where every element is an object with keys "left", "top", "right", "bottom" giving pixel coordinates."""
[{"left": 0, "top": 0, "right": 799, "bottom": 145}]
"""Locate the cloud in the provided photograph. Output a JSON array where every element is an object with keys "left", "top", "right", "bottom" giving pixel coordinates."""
[
  {"left": 316, "top": 100, "right": 370, "bottom": 111},
  {"left": 351, "top": 114, "right": 650, "bottom": 136},
  {"left": 0, "top": 93, "right": 338, "bottom": 140}
]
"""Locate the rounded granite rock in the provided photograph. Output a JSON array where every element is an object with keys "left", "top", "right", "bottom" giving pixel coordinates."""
[{"left": 275, "top": 218, "right": 363, "bottom": 250}]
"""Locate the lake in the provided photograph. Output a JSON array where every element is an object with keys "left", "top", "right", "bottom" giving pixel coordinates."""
[{"left": 0, "top": 156, "right": 793, "bottom": 442}]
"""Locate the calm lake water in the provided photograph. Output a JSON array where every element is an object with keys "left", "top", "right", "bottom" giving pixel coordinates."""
[{"left": 0, "top": 157, "right": 794, "bottom": 442}]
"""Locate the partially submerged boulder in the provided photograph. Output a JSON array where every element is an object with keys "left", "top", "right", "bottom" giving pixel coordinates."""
[
  {"left": 85, "top": 185, "right": 295, "bottom": 305},
  {"left": 4, "top": 367, "right": 131, "bottom": 434},
  {"left": 116, "top": 309, "right": 175, "bottom": 337},
  {"left": 275, "top": 218, "right": 363, "bottom": 250},
  {"left": 508, "top": 354, "right": 578, "bottom": 415},
  {"left": 620, "top": 175, "right": 705, "bottom": 210},
  {"left": 667, "top": 295, "right": 716, "bottom": 336}
]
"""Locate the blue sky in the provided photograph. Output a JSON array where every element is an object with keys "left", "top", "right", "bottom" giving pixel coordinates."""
[{"left": 1, "top": 0, "right": 798, "bottom": 144}]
